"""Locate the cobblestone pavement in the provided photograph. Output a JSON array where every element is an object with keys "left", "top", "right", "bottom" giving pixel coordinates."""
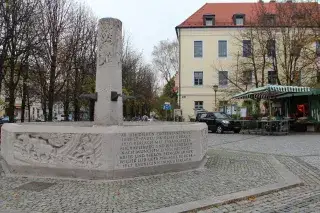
[
  {"left": 0, "top": 133, "right": 319, "bottom": 213},
  {"left": 208, "top": 133, "right": 320, "bottom": 156},
  {"left": 300, "top": 156, "right": 320, "bottom": 170},
  {"left": 197, "top": 133, "right": 320, "bottom": 213},
  {"left": 0, "top": 151, "right": 282, "bottom": 213}
]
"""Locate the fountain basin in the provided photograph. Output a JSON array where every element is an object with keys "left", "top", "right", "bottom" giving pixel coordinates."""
[{"left": 1, "top": 122, "right": 208, "bottom": 180}]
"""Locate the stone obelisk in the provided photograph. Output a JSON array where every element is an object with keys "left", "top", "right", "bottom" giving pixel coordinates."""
[{"left": 94, "top": 18, "right": 123, "bottom": 126}]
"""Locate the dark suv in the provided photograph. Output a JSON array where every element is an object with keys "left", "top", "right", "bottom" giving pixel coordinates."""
[{"left": 198, "top": 112, "right": 241, "bottom": 134}]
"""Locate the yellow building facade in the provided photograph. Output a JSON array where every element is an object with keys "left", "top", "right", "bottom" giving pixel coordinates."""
[{"left": 176, "top": 2, "right": 320, "bottom": 121}]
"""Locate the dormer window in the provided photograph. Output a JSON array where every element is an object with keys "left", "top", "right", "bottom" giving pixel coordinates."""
[
  {"left": 203, "top": 14, "right": 215, "bottom": 26},
  {"left": 263, "top": 14, "right": 276, "bottom": 25},
  {"left": 233, "top": 14, "right": 245, "bottom": 26},
  {"left": 206, "top": 18, "right": 213, "bottom": 26}
]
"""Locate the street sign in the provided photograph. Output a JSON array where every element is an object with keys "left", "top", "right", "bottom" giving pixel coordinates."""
[{"left": 163, "top": 102, "right": 171, "bottom": 111}]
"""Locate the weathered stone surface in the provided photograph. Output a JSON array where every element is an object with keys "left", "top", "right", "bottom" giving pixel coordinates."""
[
  {"left": 1, "top": 122, "right": 208, "bottom": 179},
  {"left": 0, "top": 150, "right": 292, "bottom": 213},
  {"left": 1, "top": 133, "right": 319, "bottom": 213},
  {"left": 0, "top": 17, "right": 209, "bottom": 181},
  {"left": 94, "top": 18, "right": 123, "bottom": 126}
]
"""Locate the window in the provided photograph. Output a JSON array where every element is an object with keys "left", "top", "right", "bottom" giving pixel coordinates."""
[
  {"left": 292, "top": 13, "right": 306, "bottom": 21},
  {"left": 233, "top": 14, "right": 245, "bottom": 26},
  {"left": 205, "top": 19, "right": 213, "bottom": 26},
  {"left": 267, "top": 39, "right": 276, "bottom": 57},
  {"left": 194, "top": 101, "right": 203, "bottom": 110},
  {"left": 219, "top": 101, "right": 228, "bottom": 107},
  {"left": 243, "top": 40, "right": 252, "bottom": 57},
  {"left": 242, "top": 70, "right": 252, "bottom": 85},
  {"left": 203, "top": 14, "right": 215, "bottom": 26},
  {"left": 219, "top": 71, "right": 228, "bottom": 86},
  {"left": 194, "top": 41, "right": 203, "bottom": 58},
  {"left": 291, "top": 40, "right": 302, "bottom": 57},
  {"left": 219, "top": 101, "right": 228, "bottom": 113},
  {"left": 194, "top": 71, "right": 203, "bottom": 86},
  {"left": 264, "top": 14, "right": 276, "bottom": 25},
  {"left": 236, "top": 17, "right": 244, "bottom": 25},
  {"left": 268, "top": 71, "right": 277, "bottom": 84},
  {"left": 218, "top": 40, "right": 227, "bottom": 57},
  {"left": 200, "top": 113, "right": 207, "bottom": 119},
  {"left": 213, "top": 112, "right": 230, "bottom": 119},
  {"left": 316, "top": 41, "right": 320, "bottom": 57}
]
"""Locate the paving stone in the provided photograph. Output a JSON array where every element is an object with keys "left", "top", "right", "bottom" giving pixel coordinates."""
[
  {"left": 300, "top": 156, "right": 320, "bottom": 170},
  {"left": 198, "top": 154, "right": 320, "bottom": 213},
  {"left": 208, "top": 133, "right": 320, "bottom": 157},
  {"left": 1, "top": 133, "right": 320, "bottom": 213},
  {"left": 0, "top": 150, "right": 283, "bottom": 213}
]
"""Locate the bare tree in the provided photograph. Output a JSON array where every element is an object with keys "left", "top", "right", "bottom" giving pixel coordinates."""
[
  {"left": 122, "top": 34, "right": 157, "bottom": 118},
  {"left": 59, "top": 13, "right": 97, "bottom": 120},
  {"left": 19, "top": 1, "right": 41, "bottom": 122},
  {"left": 0, "top": 0, "right": 9, "bottom": 94},
  {"left": 214, "top": 0, "right": 319, "bottom": 97},
  {"left": 36, "top": 0, "right": 73, "bottom": 121},
  {"left": 259, "top": 2, "right": 318, "bottom": 86},
  {"left": 249, "top": 2, "right": 319, "bottom": 86},
  {"left": 0, "top": 0, "right": 156, "bottom": 122},
  {"left": 152, "top": 39, "right": 179, "bottom": 83},
  {"left": 0, "top": 0, "right": 39, "bottom": 122}
]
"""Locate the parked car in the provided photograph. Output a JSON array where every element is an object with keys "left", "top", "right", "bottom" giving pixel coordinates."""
[
  {"left": 198, "top": 112, "right": 242, "bottom": 134},
  {"left": 0, "top": 116, "right": 11, "bottom": 124},
  {"left": 195, "top": 111, "right": 208, "bottom": 122}
]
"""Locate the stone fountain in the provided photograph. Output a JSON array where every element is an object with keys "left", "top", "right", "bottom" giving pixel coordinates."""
[{"left": 0, "top": 18, "right": 208, "bottom": 180}]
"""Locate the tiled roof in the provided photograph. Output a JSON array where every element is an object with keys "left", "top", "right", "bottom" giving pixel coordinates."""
[{"left": 177, "top": 2, "right": 318, "bottom": 28}]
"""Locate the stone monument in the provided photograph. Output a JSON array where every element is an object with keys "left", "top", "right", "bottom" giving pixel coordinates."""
[{"left": 0, "top": 18, "right": 208, "bottom": 180}]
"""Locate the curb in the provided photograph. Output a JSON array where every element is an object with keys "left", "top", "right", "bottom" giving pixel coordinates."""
[{"left": 146, "top": 155, "right": 303, "bottom": 213}]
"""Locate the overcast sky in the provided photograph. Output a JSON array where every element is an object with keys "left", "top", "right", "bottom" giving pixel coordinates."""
[{"left": 84, "top": 0, "right": 258, "bottom": 62}]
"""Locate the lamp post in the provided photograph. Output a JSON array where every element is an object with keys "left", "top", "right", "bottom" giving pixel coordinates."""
[{"left": 213, "top": 85, "right": 218, "bottom": 110}]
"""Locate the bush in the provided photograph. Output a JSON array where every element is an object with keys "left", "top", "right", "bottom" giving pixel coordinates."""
[
  {"left": 189, "top": 118, "right": 196, "bottom": 122},
  {"left": 232, "top": 114, "right": 240, "bottom": 120}
]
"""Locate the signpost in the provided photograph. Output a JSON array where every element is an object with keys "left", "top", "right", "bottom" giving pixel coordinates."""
[
  {"left": 163, "top": 102, "right": 171, "bottom": 121},
  {"left": 174, "top": 109, "right": 182, "bottom": 122}
]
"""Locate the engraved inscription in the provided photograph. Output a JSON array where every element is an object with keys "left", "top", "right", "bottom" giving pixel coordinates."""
[
  {"left": 117, "top": 131, "right": 194, "bottom": 169},
  {"left": 200, "top": 128, "right": 208, "bottom": 156}
]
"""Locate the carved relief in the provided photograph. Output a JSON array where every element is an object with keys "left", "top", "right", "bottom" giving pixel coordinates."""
[
  {"left": 97, "top": 19, "right": 122, "bottom": 67},
  {"left": 13, "top": 133, "right": 103, "bottom": 168}
]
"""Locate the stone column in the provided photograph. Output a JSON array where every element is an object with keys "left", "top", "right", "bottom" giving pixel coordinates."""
[{"left": 94, "top": 18, "right": 123, "bottom": 126}]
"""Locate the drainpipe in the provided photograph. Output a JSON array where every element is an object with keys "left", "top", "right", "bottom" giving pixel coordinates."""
[{"left": 175, "top": 26, "right": 182, "bottom": 109}]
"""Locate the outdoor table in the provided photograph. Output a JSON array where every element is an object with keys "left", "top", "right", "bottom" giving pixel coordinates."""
[
  {"left": 238, "top": 119, "right": 289, "bottom": 135},
  {"left": 258, "top": 120, "right": 289, "bottom": 135}
]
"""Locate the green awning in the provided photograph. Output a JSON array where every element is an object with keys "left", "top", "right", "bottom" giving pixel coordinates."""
[
  {"left": 232, "top": 85, "right": 311, "bottom": 99},
  {"left": 276, "top": 88, "right": 320, "bottom": 99}
]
